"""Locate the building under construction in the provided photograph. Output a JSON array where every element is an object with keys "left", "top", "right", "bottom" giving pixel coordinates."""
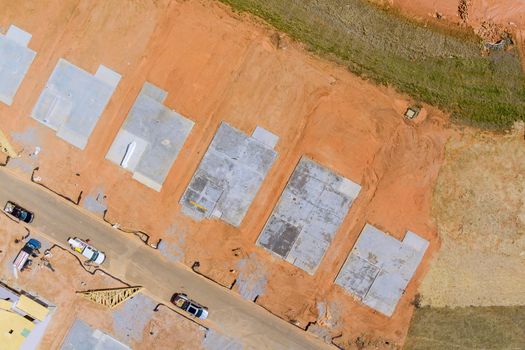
[{"left": 0, "top": 281, "right": 54, "bottom": 350}]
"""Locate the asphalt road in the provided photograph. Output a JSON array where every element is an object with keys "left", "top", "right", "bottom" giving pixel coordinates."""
[{"left": 0, "top": 167, "right": 331, "bottom": 350}]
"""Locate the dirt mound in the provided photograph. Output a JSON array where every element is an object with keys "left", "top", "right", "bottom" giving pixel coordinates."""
[{"left": 458, "top": 0, "right": 472, "bottom": 24}]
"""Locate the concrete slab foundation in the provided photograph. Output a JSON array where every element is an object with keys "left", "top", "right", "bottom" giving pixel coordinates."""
[
  {"left": 180, "top": 122, "right": 278, "bottom": 227},
  {"left": 0, "top": 25, "right": 36, "bottom": 106},
  {"left": 252, "top": 126, "right": 279, "bottom": 149},
  {"left": 106, "top": 82, "right": 194, "bottom": 191},
  {"left": 31, "top": 59, "right": 121, "bottom": 149},
  {"left": 61, "top": 319, "right": 130, "bottom": 350},
  {"left": 335, "top": 224, "right": 429, "bottom": 316},
  {"left": 257, "top": 157, "right": 361, "bottom": 274}
]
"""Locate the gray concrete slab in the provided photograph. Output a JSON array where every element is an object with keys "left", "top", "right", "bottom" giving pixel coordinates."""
[
  {"left": 82, "top": 186, "right": 107, "bottom": 216},
  {"left": 111, "top": 293, "right": 156, "bottom": 344},
  {"left": 286, "top": 208, "right": 343, "bottom": 273},
  {"left": 257, "top": 157, "right": 361, "bottom": 274},
  {"left": 31, "top": 59, "right": 120, "bottom": 149},
  {"left": 94, "top": 65, "right": 121, "bottom": 89},
  {"left": 0, "top": 25, "right": 36, "bottom": 106},
  {"left": 107, "top": 130, "right": 148, "bottom": 172},
  {"left": 203, "top": 329, "right": 243, "bottom": 350},
  {"left": 362, "top": 270, "right": 407, "bottom": 316},
  {"left": 236, "top": 253, "right": 268, "bottom": 301},
  {"left": 180, "top": 122, "right": 278, "bottom": 227},
  {"left": 6, "top": 25, "right": 32, "bottom": 47},
  {"left": 335, "top": 224, "right": 429, "bottom": 316},
  {"left": 392, "top": 232, "right": 429, "bottom": 281},
  {"left": 333, "top": 254, "right": 379, "bottom": 299},
  {"left": 141, "top": 81, "right": 167, "bottom": 103},
  {"left": 61, "top": 319, "right": 130, "bottom": 350},
  {"left": 257, "top": 215, "right": 302, "bottom": 258},
  {"left": 252, "top": 126, "right": 279, "bottom": 149},
  {"left": 353, "top": 224, "right": 402, "bottom": 268},
  {"left": 106, "top": 82, "right": 194, "bottom": 191}
]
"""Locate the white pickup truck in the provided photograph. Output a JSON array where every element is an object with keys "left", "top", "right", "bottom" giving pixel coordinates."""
[{"left": 67, "top": 237, "right": 106, "bottom": 265}]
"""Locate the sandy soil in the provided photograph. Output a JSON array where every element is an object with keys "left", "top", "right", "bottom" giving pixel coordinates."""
[
  {"left": 418, "top": 122, "right": 525, "bottom": 307},
  {"left": 0, "top": 0, "right": 452, "bottom": 348},
  {"left": 0, "top": 214, "right": 206, "bottom": 349}
]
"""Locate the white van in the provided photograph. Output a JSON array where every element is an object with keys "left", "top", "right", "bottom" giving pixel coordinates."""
[{"left": 67, "top": 237, "right": 106, "bottom": 265}]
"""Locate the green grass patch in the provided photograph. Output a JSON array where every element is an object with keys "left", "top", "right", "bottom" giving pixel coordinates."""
[
  {"left": 219, "top": 0, "right": 525, "bottom": 129},
  {"left": 405, "top": 306, "right": 525, "bottom": 349}
]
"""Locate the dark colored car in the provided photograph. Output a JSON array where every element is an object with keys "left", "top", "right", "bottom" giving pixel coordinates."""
[
  {"left": 4, "top": 201, "right": 34, "bottom": 223},
  {"left": 171, "top": 293, "right": 209, "bottom": 320}
]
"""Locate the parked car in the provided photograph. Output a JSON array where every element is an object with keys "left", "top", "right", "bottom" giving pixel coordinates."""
[
  {"left": 67, "top": 237, "right": 106, "bottom": 264},
  {"left": 4, "top": 201, "right": 34, "bottom": 223},
  {"left": 171, "top": 293, "right": 208, "bottom": 320}
]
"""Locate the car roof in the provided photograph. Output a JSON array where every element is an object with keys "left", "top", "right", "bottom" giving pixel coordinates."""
[
  {"left": 198, "top": 308, "right": 209, "bottom": 319},
  {"left": 93, "top": 251, "right": 106, "bottom": 264},
  {"left": 10, "top": 202, "right": 30, "bottom": 212},
  {"left": 187, "top": 303, "right": 200, "bottom": 312},
  {"left": 188, "top": 301, "right": 204, "bottom": 311}
]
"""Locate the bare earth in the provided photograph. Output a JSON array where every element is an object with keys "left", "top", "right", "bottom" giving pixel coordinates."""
[
  {"left": 419, "top": 122, "right": 525, "bottom": 308},
  {"left": 2, "top": 0, "right": 525, "bottom": 348},
  {"left": 382, "top": 0, "right": 525, "bottom": 27},
  {"left": 0, "top": 0, "right": 453, "bottom": 348}
]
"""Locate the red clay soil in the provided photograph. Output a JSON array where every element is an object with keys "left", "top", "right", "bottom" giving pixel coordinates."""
[
  {"left": 0, "top": 0, "right": 452, "bottom": 347},
  {"left": 384, "top": 0, "right": 525, "bottom": 26}
]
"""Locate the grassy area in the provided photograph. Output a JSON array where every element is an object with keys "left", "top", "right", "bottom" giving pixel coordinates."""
[
  {"left": 219, "top": 0, "right": 525, "bottom": 128},
  {"left": 405, "top": 306, "right": 525, "bottom": 349}
]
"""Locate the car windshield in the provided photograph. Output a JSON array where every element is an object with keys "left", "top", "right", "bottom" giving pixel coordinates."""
[
  {"left": 188, "top": 306, "right": 197, "bottom": 315},
  {"left": 91, "top": 251, "right": 99, "bottom": 261},
  {"left": 18, "top": 211, "right": 27, "bottom": 220}
]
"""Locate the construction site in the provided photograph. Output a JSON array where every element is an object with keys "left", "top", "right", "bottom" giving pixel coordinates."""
[
  {"left": 0, "top": 0, "right": 523, "bottom": 349},
  {"left": 0, "top": 216, "right": 207, "bottom": 349}
]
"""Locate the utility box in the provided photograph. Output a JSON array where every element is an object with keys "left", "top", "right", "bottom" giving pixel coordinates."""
[{"left": 404, "top": 106, "right": 421, "bottom": 120}]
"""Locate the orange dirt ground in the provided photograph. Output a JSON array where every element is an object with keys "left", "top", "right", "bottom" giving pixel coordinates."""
[
  {"left": 379, "top": 0, "right": 525, "bottom": 26},
  {"left": 0, "top": 0, "right": 453, "bottom": 348}
]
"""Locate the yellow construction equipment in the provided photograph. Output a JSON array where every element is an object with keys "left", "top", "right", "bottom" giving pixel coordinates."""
[{"left": 76, "top": 286, "right": 142, "bottom": 309}]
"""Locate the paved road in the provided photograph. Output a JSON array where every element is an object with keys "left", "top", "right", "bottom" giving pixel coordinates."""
[{"left": 0, "top": 167, "right": 331, "bottom": 350}]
